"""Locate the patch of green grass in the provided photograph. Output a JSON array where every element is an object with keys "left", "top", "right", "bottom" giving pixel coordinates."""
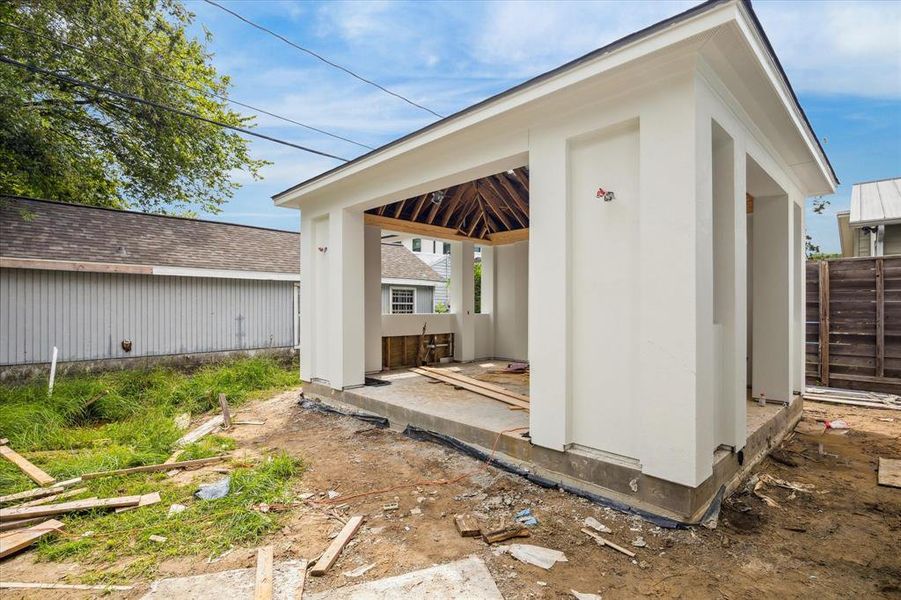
[
  {"left": 0, "top": 356, "right": 298, "bottom": 494},
  {"left": 36, "top": 453, "right": 303, "bottom": 580},
  {"left": 0, "top": 357, "right": 304, "bottom": 581}
]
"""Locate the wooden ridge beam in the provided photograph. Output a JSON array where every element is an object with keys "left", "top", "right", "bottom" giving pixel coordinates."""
[
  {"left": 364, "top": 214, "right": 492, "bottom": 244},
  {"left": 488, "top": 228, "right": 529, "bottom": 245}
]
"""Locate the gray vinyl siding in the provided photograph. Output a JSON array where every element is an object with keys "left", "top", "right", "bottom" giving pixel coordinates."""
[
  {"left": 381, "top": 284, "right": 434, "bottom": 314},
  {"left": 428, "top": 255, "right": 451, "bottom": 310},
  {"left": 0, "top": 269, "right": 295, "bottom": 365}
]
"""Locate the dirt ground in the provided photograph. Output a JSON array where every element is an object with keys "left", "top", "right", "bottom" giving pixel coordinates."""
[{"left": 3, "top": 390, "right": 900, "bottom": 599}]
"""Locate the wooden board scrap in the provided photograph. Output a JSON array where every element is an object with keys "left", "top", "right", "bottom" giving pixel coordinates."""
[
  {"left": 0, "top": 486, "right": 64, "bottom": 505},
  {"left": 82, "top": 456, "right": 225, "bottom": 480},
  {"left": 0, "top": 517, "right": 45, "bottom": 533},
  {"left": 0, "top": 519, "right": 64, "bottom": 558},
  {"left": 115, "top": 491, "right": 162, "bottom": 513},
  {"left": 16, "top": 487, "right": 88, "bottom": 508},
  {"left": 454, "top": 514, "right": 481, "bottom": 537},
  {"left": 0, "top": 495, "right": 142, "bottom": 522},
  {"left": 482, "top": 524, "right": 530, "bottom": 544},
  {"left": 419, "top": 366, "right": 531, "bottom": 403},
  {"left": 218, "top": 393, "right": 232, "bottom": 430},
  {"left": 0, "top": 446, "right": 55, "bottom": 487},
  {"left": 580, "top": 527, "right": 636, "bottom": 557},
  {"left": 878, "top": 457, "right": 901, "bottom": 488},
  {"left": 253, "top": 546, "right": 274, "bottom": 600},
  {"left": 0, "top": 581, "right": 132, "bottom": 591},
  {"left": 295, "top": 558, "right": 308, "bottom": 598},
  {"left": 410, "top": 368, "right": 530, "bottom": 411},
  {"left": 175, "top": 414, "right": 225, "bottom": 447},
  {"left": 310, "top": 515, "right": 363, "bottom": 576}
]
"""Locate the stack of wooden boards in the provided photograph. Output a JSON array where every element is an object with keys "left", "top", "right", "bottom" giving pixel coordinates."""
[{"left": 410, "top": 366, "right": 530, "bottom": 411}]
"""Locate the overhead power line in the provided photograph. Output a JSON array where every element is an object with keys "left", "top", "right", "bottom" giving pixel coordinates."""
[
  {"left": 0, "top": 55, "right": 350, "bottom": 162},
  {"left": 202, "top": 0, "right": 444, "bottom": 119},
  {"left": 0, "top": 20, "right": 374, "bottom": 151}
]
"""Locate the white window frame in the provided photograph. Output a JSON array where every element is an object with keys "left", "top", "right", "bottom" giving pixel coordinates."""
[{"left": 390, "top": 286, "right": 417, "bottom": 314}]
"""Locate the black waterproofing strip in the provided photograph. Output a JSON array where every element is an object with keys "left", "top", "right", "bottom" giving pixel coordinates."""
[
  {"left": 402, "top": 425, "right": 687, "bottom": 529},
  {"left": 298, "top": 398, "right": 390, "bottom": 428}
]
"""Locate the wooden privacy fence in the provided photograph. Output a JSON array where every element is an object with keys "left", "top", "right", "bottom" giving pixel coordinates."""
[{"left": 807, "top": 256, "right": 901, "bottom": 394}]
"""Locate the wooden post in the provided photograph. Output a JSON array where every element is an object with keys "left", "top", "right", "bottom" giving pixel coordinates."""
[
  {"left": 876, "top": 257, "right": 885, "bottom": 378},
  {"left": 218, "top": 394, "right": 231, "bottom": 430},
  {"left": 818, "top": 261, "right": 830, "bottom": 386}
]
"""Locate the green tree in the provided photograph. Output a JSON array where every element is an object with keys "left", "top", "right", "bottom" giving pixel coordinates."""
[
  {"left": 0, "top": 0, "right": 266, "bottom": 214},
  {"left": 473, "top": 261, "right": 481, "bottom": 313}
]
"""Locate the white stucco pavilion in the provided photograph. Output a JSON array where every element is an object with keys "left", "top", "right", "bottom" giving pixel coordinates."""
[{"left": 274, "top": 0, "right": 837, "bottom": 520}]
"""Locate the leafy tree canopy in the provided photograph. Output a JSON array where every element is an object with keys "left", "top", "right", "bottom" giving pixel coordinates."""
[{"left": 0, "top": 0, "right": 266, "bottom": 215}]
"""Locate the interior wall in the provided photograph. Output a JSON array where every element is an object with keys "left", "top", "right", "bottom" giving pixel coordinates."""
[{"left": 494, "top": 241, "right": 529, "bottom": 361}]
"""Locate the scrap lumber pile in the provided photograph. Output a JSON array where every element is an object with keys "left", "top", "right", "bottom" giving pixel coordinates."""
[
  {"left": 803, "top": 386, "right": 901, "bottom": 410},
  {"left": 411, "top": 366, "right": 530, "bottom": 410}
]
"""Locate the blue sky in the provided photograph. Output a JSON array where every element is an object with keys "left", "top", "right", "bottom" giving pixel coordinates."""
[{"left": 185, "top": 0, "right": 901, "bottom": 253}]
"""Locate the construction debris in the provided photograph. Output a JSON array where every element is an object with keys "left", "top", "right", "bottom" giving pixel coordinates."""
[
  {"left": 0, "top": 444, "right": 56, "bottom": 487},
  {"left": 503, "top": 544, "right": 568, "bottom": 570},
  {"left": 580, "top": 527, "right": 636, "bottom": 557},
  {"left": 411, "top": 367, "right": 530, "bottom": 411},
  {"left": 515, "top": 508, "right": 538, "bottom": 527},
  {"left": 482, "top": 523, "right": 530, "bottom": 544},
  {"left": 877, "top": 457, "right": 901, "bottom": 488},
  {"left": 15, "top": 487, "right": 88, "bottom": 508},
  {"left": 0, "top": 486, "right": 65, "bottom": 505},
  {"left": 804, "top": 386, "right": 901, "bottom": 410},
  {"left": 0, "top": 581, "right": 133, "bottom": 591},
  {"left": 254, "top": 546, "right": 274, "bottom": 600},
  {"left": 115, "top": 492, "right": 162, "bottom": 513},
  {"left": 196, "top": 476, "right": 231, "bottom": 500},
  {"left": 0, "top": 519, "right": 64, "bottom": 558},
  {"left": 454, "top": 514, "right": 481, "bottom": 537},
  {"left": 632, "top": 536, "right": 647, "bottom": 548},
  {"left": 168, "top": 503, "right": 187, "bottom": 517},
  {"left": 0, "top": 495, "right": 144, "bottom": 522},
  {"left": 149, "top": 534, "right": 167, "bottom": 543},
  {"left": 176, "top": 414, "right": 225, "bottom": 447},
  {"left": 343, "top": 563, "right": 376, "bottom": 578},
  {"left": 571, "top": 591, "right": 602, "bottom": 600},
  {"left": 310, "top": 515, "right": 364, "bottom": 576},
  {"left": 218, "top": 393, "right": 232, "bottom": 430},
  {"left": 82, "top": 456, "right": 225, "bottom": 480}
]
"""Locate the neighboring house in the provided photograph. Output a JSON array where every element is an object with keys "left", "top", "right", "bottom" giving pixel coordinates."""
[
  {"left": 380, "top": 242, "right": 443, "bottom": 314},
  {"left": 386, "top": 235, "right": 483, "bottom": 311},
  {"left": 273, "top": 0, "right": 837, "bottom": 522},
  {"left": 836, "top": 177, "right": 901, "bottom": 257},
  {"left": 0, "top": 196, "right": 301, "bottom": 368}
]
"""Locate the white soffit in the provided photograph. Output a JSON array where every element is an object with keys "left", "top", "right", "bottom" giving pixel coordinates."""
[{"left": 850, "top": 178, "right": 901, "bottom": 226}]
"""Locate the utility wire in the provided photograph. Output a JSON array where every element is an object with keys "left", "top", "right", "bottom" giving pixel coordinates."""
[
  {"left": 202, "top": 0, "right": 444, "bottom": 119},
  {"left": 0, "top": 55, "right": 350, "bottom": 162},
  {"left": 0, "top": 20, "right": 375, "bottom": 151}
]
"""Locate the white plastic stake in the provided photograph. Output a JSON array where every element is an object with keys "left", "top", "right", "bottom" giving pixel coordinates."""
[{"left": 48, "top": 346, "right": 58, "bottom": 396}]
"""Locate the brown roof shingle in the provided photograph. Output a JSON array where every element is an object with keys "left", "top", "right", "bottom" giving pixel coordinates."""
[
  {"left": 381, "top": 243, "right": 443, "bottom": 282},
  {"left": 0, "top": 197, "right": 300, "bottom": 274}
]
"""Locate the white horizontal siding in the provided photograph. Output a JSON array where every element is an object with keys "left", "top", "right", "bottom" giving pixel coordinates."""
[{"left": 0, "top": 269, "right": 295, "bottom": 365}]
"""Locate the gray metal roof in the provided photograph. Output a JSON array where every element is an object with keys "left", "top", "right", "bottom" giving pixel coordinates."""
[{"left": 849, "top": 178, "right": 901, "bottom": 226}]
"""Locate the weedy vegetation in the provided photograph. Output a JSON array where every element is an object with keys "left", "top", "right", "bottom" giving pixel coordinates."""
[{"left": 0, "top": 357, "right": 303, "bottom": 583}]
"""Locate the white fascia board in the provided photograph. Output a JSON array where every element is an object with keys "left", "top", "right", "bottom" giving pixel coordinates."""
[
  {"left": 733, "top": 2, "right": 836, "bottom": 194},
  {"left": 152, "top": 265, "right": 300, "bottom": 281},
  {"left": 381, "top": 277, "right": 439, "bottom": 287},
  {"left": 273, "top": 1, "right": 739, "bottom": 208}
]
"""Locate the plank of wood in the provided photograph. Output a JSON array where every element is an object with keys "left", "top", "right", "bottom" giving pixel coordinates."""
[
  {"left": 218, "top": 393, "right": 232, "bottom": 429},
  {"left": 482, "top": 524, "right": 530, "bottom": 544},
  {"left": 580, "top": 527, "right": 636, "bottom": 557},
  {"left": 16, "top": 488, "right": 88, "bottom": 508},
  {"left": 419, "top": 366, "right": 531, "bottom": 403},
  {"left": 411, "top": 368, "right": 530, "bottom": 410},
  {"left": 0, "top": 495, "right": 142, "bottom": 522},
  {"left": 0, "top": 581, "right": 133, "bottom": 591},
  {"left": 0, "top": 517, "right": 45, "bottom": 533},
  {"left": 819, "top": 261, "right": 830, "bottom": 386},
  {"left": 114, "top": 491, "right": 162, "bottom": 513},
  {"left": 0, "top": 519, "right": 63, "bottom": 558},
  {"left": 54, "top": 477, "right": 83, "bottom": 489},
  {"left": 254, "top": 545, "right": 274, "bottom": 600},
  {"left": 876, "top": 257, "right": 885, "bottom": 377},
  {"left": 82, "top": 456, "right": 225, "bottom": 480},
  {"left": 0, "top": 486, "right": 64, "bottom": 505},
  {"left": 310, "top": 515, "right": 363, "bottom": 576},
  {"left": 164, "top": 449, "right": 185, "bottom": 465},
  {"left": 175, "top": 414, "right": 225, "bottom": 447},
  {"left": 295, "top": 558, "right": 308, "bottom": 599},
  {"left": 878, "top": 457, "right": 901, "bottom": 488},
  {"left": 454, "top": 514, "right": 481, "bottom": 537},
  {"left": 0, "top": 446, "right": 55, "bottom": 487}
]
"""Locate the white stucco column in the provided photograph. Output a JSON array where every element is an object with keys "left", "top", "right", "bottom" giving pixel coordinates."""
[
  {"left": 328, "top": 208, "right": 366, "bottom": 389},
  {"left": 299, "top": 211, "right": 314, "bottom": 382},
  {"left": 529, "top": 136, "right": 569, "bottom": 451},
  {"left": 364, "top": 225, "right": 382, "bottom": 373},
  {"left": 451, "top": 240, "right": 475, "bottom": 361},
  {"left": 752, "top": 194, "right": 792, "bottom": 402}
]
